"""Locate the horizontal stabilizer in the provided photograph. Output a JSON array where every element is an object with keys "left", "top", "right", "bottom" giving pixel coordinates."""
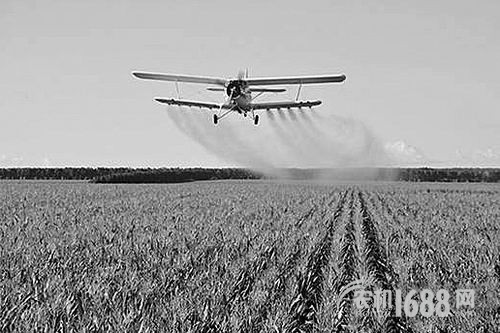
[
  {"left": 208, "top": 87, "right": 286, "bottom": 93},
  {"left": 251, "top": 100, "right": 321, "bottom": 110},
  {"left": 249, "top": 88, "right": 286, "bottom": 93}
]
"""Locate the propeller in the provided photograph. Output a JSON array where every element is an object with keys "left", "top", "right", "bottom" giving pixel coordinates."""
[
  {"left": 237, "top": 70, "right": 245, "bottom": 80},
  {"left": 216, "top": 70, "right": 243, "bottom": 116}
]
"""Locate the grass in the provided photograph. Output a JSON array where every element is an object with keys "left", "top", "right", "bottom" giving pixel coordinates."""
[{"left": 0, "top": 180, "right": 499, "bottom": 332}]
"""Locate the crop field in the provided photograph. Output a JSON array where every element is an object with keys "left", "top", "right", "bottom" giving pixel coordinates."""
[{"left": 0, "top": 180, "right": 499, "bottom": 332}]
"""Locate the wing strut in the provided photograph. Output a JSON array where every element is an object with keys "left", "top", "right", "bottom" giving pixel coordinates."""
[
  {"left": 175, "top": 80, "right": 181, "bottom": 99},
  {"left": 295, "top": 83, "right": 302, "bottom": 101}
]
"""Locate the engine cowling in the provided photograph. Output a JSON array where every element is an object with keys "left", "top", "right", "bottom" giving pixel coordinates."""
[{"left": 226, "top": 80, "right": 244, "bottom": 98}]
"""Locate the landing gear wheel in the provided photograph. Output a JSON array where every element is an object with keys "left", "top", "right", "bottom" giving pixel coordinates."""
[
  {"left": 213, "top": 114, "right": 218, "bottom": 125},
  {"left": 254, "top": 115, "right": 259, "bottom": 125}
]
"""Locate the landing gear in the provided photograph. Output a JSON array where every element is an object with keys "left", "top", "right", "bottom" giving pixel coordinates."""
[
  {"left": 254, "top": 115, "right": 259, "bottom": 125},
  {"left": 213, "top": 114, "right": 218, "bottom": 125}
]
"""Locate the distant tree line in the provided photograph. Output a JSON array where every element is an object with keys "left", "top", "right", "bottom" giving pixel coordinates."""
[
  {"left": 92, "top": 168, "right": 261, "bottom": 183},
  {"left": 0, "top": 167, "right": 261, "bottom": 182},
  {"left": 0, "top": 167, "right": 499, "bottom": 183},
  {"left": 271, "top": 167, "right": 500, "bottom": 182},
  {"left": 0, "top": 167, "right": 136, "bottom": 180},
  {"left": 397, "top": 167, "right": 500, "bottom": 183}
]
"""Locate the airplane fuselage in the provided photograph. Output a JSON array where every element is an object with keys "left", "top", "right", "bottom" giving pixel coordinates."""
[{"left": 226, "top": 79, "right": 252, "bottom": 113}]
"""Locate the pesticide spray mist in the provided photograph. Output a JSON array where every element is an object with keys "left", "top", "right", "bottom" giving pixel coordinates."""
[{"left": 167, "top": 106, "right": 394, "bottom": 180}]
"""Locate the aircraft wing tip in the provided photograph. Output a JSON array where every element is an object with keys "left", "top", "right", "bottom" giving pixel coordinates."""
[
  {"left": 154, "top": 97, "right": 169, "bottom": 104},
  {"left": 132, "top": 71, "right": 146, "bottom": 79}
]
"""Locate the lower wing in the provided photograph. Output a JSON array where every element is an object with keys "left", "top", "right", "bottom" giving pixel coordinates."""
[
  {"left": 251, "top": 100, "right": 321, "bottom": 110},
  {"left": 154, "top": 98, "right": 232, "bottom": 110}
]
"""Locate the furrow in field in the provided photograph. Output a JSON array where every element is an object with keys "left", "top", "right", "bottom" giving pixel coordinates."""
[
  {"left": 284, "top": 191, "right": 348, "bottom": 333},
  {"left": 359, "top": 191, "right": 391, "bottom": 288},
  {"left": 332, "top": 190, "right": 359, "bottom": 332},
  {"left": 359, "top": 191, "right": 411, "bottom": 333}
]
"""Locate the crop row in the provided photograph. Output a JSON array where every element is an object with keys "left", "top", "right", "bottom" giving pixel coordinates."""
[{"left": 285, "top": 190, "right": 348, "bottom": 333}]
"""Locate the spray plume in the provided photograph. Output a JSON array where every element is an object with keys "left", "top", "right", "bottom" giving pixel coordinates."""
[{"left": 167, "top": 106, "right": 395, "bottom": 180}]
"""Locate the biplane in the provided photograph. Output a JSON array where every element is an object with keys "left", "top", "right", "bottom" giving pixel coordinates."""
[{"left": 132, "top": 70, "right": 346, "bottom": 125}]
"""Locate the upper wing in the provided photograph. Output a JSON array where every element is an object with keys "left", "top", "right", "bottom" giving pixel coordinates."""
[
  {"left": 155, "top": 98, "right": 231, "bottom": 110},
  {"left": 246, "top": 74, "right": 346, "bottom": 86},
  {"left": 251, "top": 100, "right": 321, "bottom": 110},
  {"left": 133, "top": 72, "right": 228, "bottom": 86}
]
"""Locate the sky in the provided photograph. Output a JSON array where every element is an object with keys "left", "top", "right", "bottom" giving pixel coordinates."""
[{"left": 1, "top": 0, "right": 499, "bottom": 167}]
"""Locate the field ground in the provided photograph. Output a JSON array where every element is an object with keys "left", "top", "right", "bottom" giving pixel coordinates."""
[{"left": 0, "top": 180, "right": 499, "bottom": 332}]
